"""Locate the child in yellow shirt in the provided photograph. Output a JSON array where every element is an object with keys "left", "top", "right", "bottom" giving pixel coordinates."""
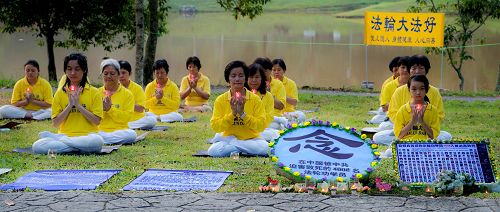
[
  {"left": 179, "top": 56, "right": 212, "bottom": 112},
  {"left": 394, "top": 75, "right": 440, "bottom": 140},
  {"left": 33, "top": 53, "right": 104, "bottom": 154},
  {"left": 368, "top": 56, "right": 401, "bottom": 124},
  {"left": 118, "top": 60, "right": 157, "bottom": 130},
  {"left": 144, "top": 59, "right": 183, "bottom": 122},
  {"left": 0, "top": 60, "right": 53, "bottom": 120},
  {"left": 208, "top": 60, "right": 268, "bottom": 157},
  {"left": 97, "top": 59, "right": 137, "bottom": 144}
]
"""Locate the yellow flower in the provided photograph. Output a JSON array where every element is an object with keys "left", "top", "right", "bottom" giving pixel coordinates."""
[
  {"left": 371, "top": 144, "right": 378, "bottom": 149},
  {"left": 292, "top": 123, "right": 298, "bottom": 128},
  {"left": 356, "top": 173, "right": 363, "bottom": 179},
  {"left": 271, "top": 156, "right": 278, "bottom": 162},
  {"left": 279, "top": 130, "right": 285, "bottom": 135},
  {"left": 371, "top": 161, "right": 377, "bottom": 167},
  {"left": 268, "top": 142, "right": 275, "bottom": 147},
  {"left": 284, "top": 167, "right": 291, "bottom": 172},
  {"left": 345, "top": 126, "right": 350, "bottom": 130},
  {"left": 332, "top": 122, "right": 338, "bottom": 127},
  {"left": 374, "top": 152, "right": 381, "bottom": 156},
  {"left": 305, "top": 175, "right": 311, "bottom": 180},
  {"left": 293, "top": 172, "right": 300, "bottom": 176},
  {"left": 361, "top": 134, "right": 367, "bottom": 139},
  {"left": 303, "top": 121, "right": 311, "bottom": 126},
  {"left": 336, "top": 177, "right": 343, "bottom": 182}
]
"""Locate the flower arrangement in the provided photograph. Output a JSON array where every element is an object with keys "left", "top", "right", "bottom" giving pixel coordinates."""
[
  {"left": 434, "top": 170, "right": 474, "bottom": 195},
  {"left": 269, "top": 119, "right": 380, "bottom": 184}
]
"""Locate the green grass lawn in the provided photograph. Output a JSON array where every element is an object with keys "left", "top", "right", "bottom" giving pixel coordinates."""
[{"left": 0, "top": 90, "right": 498, "bottom": 197}]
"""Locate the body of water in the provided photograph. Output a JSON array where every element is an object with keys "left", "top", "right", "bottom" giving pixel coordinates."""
[{"left": 0, "top": 13, "right": 498, "bottom": 91}]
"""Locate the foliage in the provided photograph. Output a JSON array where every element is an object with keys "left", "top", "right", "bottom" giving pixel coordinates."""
[
  {"left": 434, "top": 170, "right": 474, "bottom": 195},
  {"left": 0, "top": 0, "right": 134, "bottom": 81},
  {"left": 408, "top": 0, "right": 500, "bottom": 91},
  {"left": 217, "top": 0, "right": 271, "bottom": 20}
]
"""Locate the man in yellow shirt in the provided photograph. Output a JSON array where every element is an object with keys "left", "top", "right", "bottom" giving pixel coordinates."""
[
  {"left": 118, "top": 60, "right": 157, "bottom": 130},
  {"left": 208, "top": 61, "right": 268, "bottom": 157},
  {"left": 179, "top": 56, "right": 212, "bottom": 112},
  {"left": 368, "top": 56, "right": 401, "bottom": 124},
  {"left": 272, "top": 58, "right": 305, "bottom": 123},
  {"left": 97, "top": 59, "right": 137, "bottom": 144},
  {"left": 253, "top": 58, "right": 289, "bottom": 130},
  {"left": 0, "top": 60, "right": 53, "bottom": 120},
  {"left": 144, "top": 59, "right": 183, "bottom": 122},
  {"left": 33, "top": 53, "right": 104, "bottom": 154}
]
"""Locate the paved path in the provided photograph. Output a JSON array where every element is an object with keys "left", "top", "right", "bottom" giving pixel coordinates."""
[{"left": 1, "top": 192, "right": 498, "bottom": 211}]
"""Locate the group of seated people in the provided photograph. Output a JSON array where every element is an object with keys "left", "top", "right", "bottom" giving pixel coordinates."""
[
  {"left": 369, "top": 54, "right": 453, "bottom": 157},
  {"left": 0, "top": 53, "right": 303, "bottom": 157}
]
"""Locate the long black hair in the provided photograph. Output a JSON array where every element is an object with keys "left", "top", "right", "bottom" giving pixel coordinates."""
[
  {"left": 245, "top": 63, "right": 267, "bottom": 95},
  {"left": 408, "top": 75, "right": 430, "bottom": 103},
  {"left": 63, "top": 53, "right": 89, "bottom": 92}
]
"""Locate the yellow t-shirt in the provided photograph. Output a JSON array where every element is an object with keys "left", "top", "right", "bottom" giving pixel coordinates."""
[
  {"left": 98, "top": 85, "right": 134, "bottom": 132},
  {"left": 124, "top": 80, "right": 146, "bottom": 121},
  {"left": 179, "top": 73, "right": 211, "bottom": 106},
  {"left": 211, "top": 89, "right": 266, "bottom": 140},
  {"left": 256, "top": 91, "right": 275, "bottom": 126},
  {"left": 52, "top": 84, "right": 103, "bottom": 136},
  {"left": 388, "top": 85, "right": 444, "bottom": 122},
  {"left": 379, "top": 78, "right": 403, "bottom": 107},
  {"left": 281, "top": 76, "right": 298, "bottom": 112},
  {"left": 145, "top": 79, "right": 180, "bottom": 115},
  {"left": 381, "top": 75, "right": 395, "bottom": 89},
  {"left": 11, "top": 77, "right": 53, "bottom": 111},
  {"left": 269, "top": 79, "right": 286, "bottom": 116},
  {"left": 394, "top": 102, "right": 440, "bottom": 140}
]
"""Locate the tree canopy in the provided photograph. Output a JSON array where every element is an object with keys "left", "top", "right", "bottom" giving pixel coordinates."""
[{"left": 0, "top": 0, "right": 134, "bottom": 81}]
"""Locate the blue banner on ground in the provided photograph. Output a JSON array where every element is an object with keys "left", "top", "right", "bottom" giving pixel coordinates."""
[
  {"left": 0, "top": 170, "right": 121, "bottom": 191},
  {"left": 123, "top": 169, "right": 232, "bottom": 191}
]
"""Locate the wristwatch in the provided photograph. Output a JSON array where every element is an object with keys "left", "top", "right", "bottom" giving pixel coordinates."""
[{"left": 239, "top": 112, "right": 246, "bottom": 119}]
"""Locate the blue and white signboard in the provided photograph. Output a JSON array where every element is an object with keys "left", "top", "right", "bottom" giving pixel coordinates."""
[
  {"left": 395, "top": 142, "right": 496, "bottom": 183},
  {"left": 123, "top": 169, "right": 232, "bottom": 191},
  {"left": 272, "top": 124, "right": 377, "bottom": 181},
  {"left": 0, "top": 169, "right": 121, "bottom": 191}
]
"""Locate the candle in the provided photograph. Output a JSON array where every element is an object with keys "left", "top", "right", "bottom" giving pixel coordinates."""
[
  {"left": 484, "top": 190, "right": 489, "bottom": 198},
  {"left": 26, "top": 87, "right": 32, "bottom": 93},
  {"left": 416, "top": 104, "right": 423, "bottom": 111},
  {"left": 251, "top": 89, "right": 257, "bottom": 94},
  {"left": 189, "top": 74, "right": 195, "bottom": 81},
  {"left": 329, "top": 186, "right": 337, "bottom": 196},
  {"left": 235, "top": 92, "right": 241, "bottom": 99},
  {"left": 69, "top": 85, "right": 76, "bottom": 92},
  {"left": 269, "top": 184, "right": 280, "bottom": 193},
  {"left": 319, "top": 182, "right": 329, "bottom": 194},
  {"left": 104, "top": 90, "right": 111, "bottom": 97}
]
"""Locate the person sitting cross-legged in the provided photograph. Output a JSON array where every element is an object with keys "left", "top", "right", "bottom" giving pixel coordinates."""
[
  {"left": 0, "top": 60, "right": 53, "bottom": 120},
  {"left": 144, "top": 59, "right": 183, "bottom": 122},
  {"left": 97, "top": 59, "right": 137, "bottom": 145},
  {"left": 179, "top": 56, "right": 212, "bottom": 113},
  {"left": 207, "top": 60, "right": 268, "bottom": 157},
  {"left": 118, "top": 60, "right": 157, "bottom": 130},
  {"left": 32, "top": 53, "right": 104, "bottom": 154}
]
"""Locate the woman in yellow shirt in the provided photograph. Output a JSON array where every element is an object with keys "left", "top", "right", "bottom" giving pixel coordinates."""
[
  {"left": 179, "top": 56, "right": 212, "bottom": 112},
  {"left": 272, "top": 58, "right": 305, "bottom": 123},
  {"left": 118, "top": 60, "right": 157, "bottom": 130},
  {"left": 0, "top": 60, "right": 53, "bottom": 120},
  {"left": 245, "top": 63, "right": 279, "bottom": 141},
  {"left": 394, "top": 75, "right": 440, "bottom": 140},
  {"left": 144, "top": 59, "right": 183, "bottom": 122},
  {"left": 208, "top": 60, "right": 268, "bottom": 157},
  {"left": 97, "top": 59, "right": 137, "bottom": 144},
  {"left": 32, "top": 53, "right": 104, "bottom": 154},
  {"left": 253, "top": 57, "right": 288, "bottom": 130}
]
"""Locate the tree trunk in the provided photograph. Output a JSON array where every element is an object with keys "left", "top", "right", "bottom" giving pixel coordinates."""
[
  {"left": 143, "top": 0, "right": 159, "bottom": 85},
  {"left": 46, "top": 33, "right": 57, "bottom": 82},
  {"left": 496, "top": 64, "right": 500, "bottom": 92},
  {"left": 134, "top": 0, "right": 145, "bottom": 86}
]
